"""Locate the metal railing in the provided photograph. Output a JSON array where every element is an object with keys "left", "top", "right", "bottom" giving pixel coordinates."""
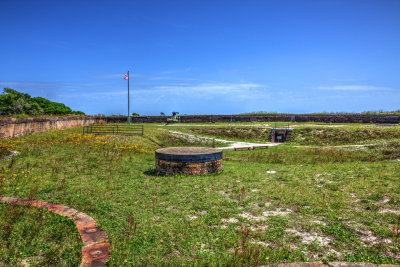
[{"left": 83, "top": 124, "right": 143, "bottom": 136}]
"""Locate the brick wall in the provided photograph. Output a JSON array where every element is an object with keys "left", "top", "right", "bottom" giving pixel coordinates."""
[
  {"left": 156, "top": 159, "right": 222, "bottom": 175},
  {"left": 0, "top": 116, "right": 103, "bottom": 139},
  {"left": 106, "top": 114, "right": 400, "bottom": 124}
]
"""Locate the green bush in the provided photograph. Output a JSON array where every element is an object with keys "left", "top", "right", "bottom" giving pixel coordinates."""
[{"left": 0, "top": 88, "right": 85, "bottom": 116}]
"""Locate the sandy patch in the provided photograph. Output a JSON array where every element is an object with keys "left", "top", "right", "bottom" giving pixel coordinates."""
[
  {"left": 187, "top": 210, "right": 208, "bottom": 220},
  {"left": 218, "top": 191, "right": 238, "bottom": 202},
  {"left": 250, "top": 239, "right": 269, "bottom": 247},
  {"left": 379, "top": 208, "right": 400, "bottom": 214},
  {"left": 239, "top": 212, "right": 266, "bottom": 221},
  {"left": 20, "top": 255, "right": 44, "bottom": 266},
  {"left": 188, "top": 215, "right": 198, "bottom": 220},
  {"left": 312, "top": 220, "right": 327, "bottom": 226},
  {"left": 350, "top": 193, "right": 361, "bottom": 202},
  {"left": 262, "top": 209, "right": 292, "bottom": 217},
  {"left": 239, "top": 209, "right": 292, "bottom": 221},
  {"left": 221, "top": 218, "right": 238, "bottom": 224},
  {"left": 250, "top": 225, "right": 269, "bottom": 232},
  {"left": 220, "top": 217, "right": 238, "bottom": 228},
  {"left": 357, "top": 229, "right": 378, "bottom": 244},
  {"left": 286, "top": 229, "right": 331, "bottom": 246}
]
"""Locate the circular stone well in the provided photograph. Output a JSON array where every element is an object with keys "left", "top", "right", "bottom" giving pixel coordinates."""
[{"left": 155, "top": 147, "right": 222, "bottom": 175}]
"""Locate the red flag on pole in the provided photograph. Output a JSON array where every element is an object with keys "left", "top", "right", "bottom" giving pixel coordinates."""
[{"left": 124, "top": 72, "right": 129, "bottom": 80}]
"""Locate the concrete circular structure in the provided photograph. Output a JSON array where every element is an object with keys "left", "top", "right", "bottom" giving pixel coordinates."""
[{"left": 155, "top": 147, "right": 222, "bottom": 175}]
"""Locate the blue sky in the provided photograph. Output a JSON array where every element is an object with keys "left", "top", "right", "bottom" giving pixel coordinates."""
[{"left": 1, "top": 0, "right": 399, "bottom": 115}]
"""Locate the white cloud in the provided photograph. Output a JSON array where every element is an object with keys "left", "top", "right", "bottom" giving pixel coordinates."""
[
  {"left": 316, "top": 85, "right": 393, "bottom": 91},
  {"left": 145, "top": 82, "right": 268, "bottom": 100},
  {"left": 73, "top": 81, "right": 269, "bottom": 101}
]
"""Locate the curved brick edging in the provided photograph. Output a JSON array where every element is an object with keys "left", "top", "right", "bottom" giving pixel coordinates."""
[
  {"left": 0, "top": 197, "right": 110, "bottom": 267},
  {"left": 266, "top": 262, "right": 399, "bottom": 267},
  {"left": 0, "top": 150, "right": 19, "bottom": 161}
]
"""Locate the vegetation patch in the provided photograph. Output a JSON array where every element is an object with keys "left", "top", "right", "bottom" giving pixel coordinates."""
[
  {"left": 290, "top": 127, "right": 400, "bottom": 145},
  {"left": 0, "top": 202, "right": 82, "bottom": 266},
  {"left": 0, "top": 123, "right": 399, "bottom": 265},
  {"left": 0, "top": 88, "right": 84, "bottom": 116}
]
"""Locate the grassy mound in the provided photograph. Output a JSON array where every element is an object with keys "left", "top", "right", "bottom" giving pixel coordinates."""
[{"left": 290, "top": 127, "right": 400, "bottom": 145}]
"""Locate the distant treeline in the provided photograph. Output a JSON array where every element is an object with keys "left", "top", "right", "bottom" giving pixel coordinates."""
[{"left": 0, "top": 88, "right": 85, "bottom": 116}]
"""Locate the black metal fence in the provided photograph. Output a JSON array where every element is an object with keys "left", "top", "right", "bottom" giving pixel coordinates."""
[{"left": 83, "top": 124, "right": 143, "bottom": 136}]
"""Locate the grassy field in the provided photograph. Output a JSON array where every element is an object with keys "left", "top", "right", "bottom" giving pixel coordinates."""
[
  {"left": 0, "top": 203, "right": 82, "bottom": 266},
  {"left": 0, "top": 122, "right": 399, "bottom": 266}
]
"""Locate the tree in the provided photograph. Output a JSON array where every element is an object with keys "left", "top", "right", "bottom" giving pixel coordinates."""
[
  {"left": 0, "top": 88, "right": 42, "bottom": 115},
  {"left": 132, "top": 113, "right": 140, "bottom": 117},
  {"left": 0, "top": 88, "right": 85, "bottom": 116},
  {"left": 160, "top": 112, "right": 166, "bottom": 116},
  {"left": 32, "top": 97, "right": 73, "bottom": 115}
]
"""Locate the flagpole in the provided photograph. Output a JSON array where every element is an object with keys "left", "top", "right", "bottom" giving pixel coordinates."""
[{"left": 127, "top": 70, "right": 131, "bottom": 125}]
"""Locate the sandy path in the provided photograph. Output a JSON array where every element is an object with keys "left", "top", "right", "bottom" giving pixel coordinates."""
[{"left": 169, "top": 130, "right": 281, "bottom": 150}]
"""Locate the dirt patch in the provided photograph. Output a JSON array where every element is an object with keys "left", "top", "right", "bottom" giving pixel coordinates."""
[
  {"left": 286, "top": 229, "right": 331, "bottom": 246},
  {"left": 380, "top": 196, "right": 391, "bottom": 203},
  {"left": 239, "top": 209, "right": 293, "bottom": 221},
  {"left": 239, "top": 212, "right": 267, "bottom": 221},
  {"left": 217, "top": 191, "right": 238, "bottom": 202},
  {"left": 350, "top": 193, "right": 361, "bottom": 202},
  {"left": 187, "top": 210, "right": 208, "bottom": 220},
  {"left": 262, "top": 209, "right": 293, "bottom": 217},
  {"left": 312, "top": 220, "right": 327, "bottom": 226},
  {"left": 250, "top": 239, "right": 269, "bottom": 247},
  {"left": 379, "top": 208, "right": 400, "bottom": 214},
  {"left": 250, "top": 225, "right": 269, "bottom": 232}
]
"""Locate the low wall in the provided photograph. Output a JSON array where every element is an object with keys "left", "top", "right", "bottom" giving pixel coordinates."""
[
  {"left": 0, "top": 116, "right": 101, "bottom": 139},
  {"left": 106, "top": 114, "right": 400, "bottom": 124},
  {"left": 1, "top": 114, "right": 399, "bottom": 139}
]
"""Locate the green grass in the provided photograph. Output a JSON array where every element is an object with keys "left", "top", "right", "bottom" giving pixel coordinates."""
[
  {"left": 0, "top": 203, "right": 82, "bottom": 266},
  {"left": 0, "top": 123, "right": 399, "bottom": 265}
]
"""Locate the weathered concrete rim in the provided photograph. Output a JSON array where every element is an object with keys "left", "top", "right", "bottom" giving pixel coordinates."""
[
  {"left": 0, "top": 197, "right": 110, "bottom": 267},
  {"left": 265, "top": 262, "right": 399, "bottom": 267},
  {"left": 0, "top": 150, "right": 20, "bottom": 161}
]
